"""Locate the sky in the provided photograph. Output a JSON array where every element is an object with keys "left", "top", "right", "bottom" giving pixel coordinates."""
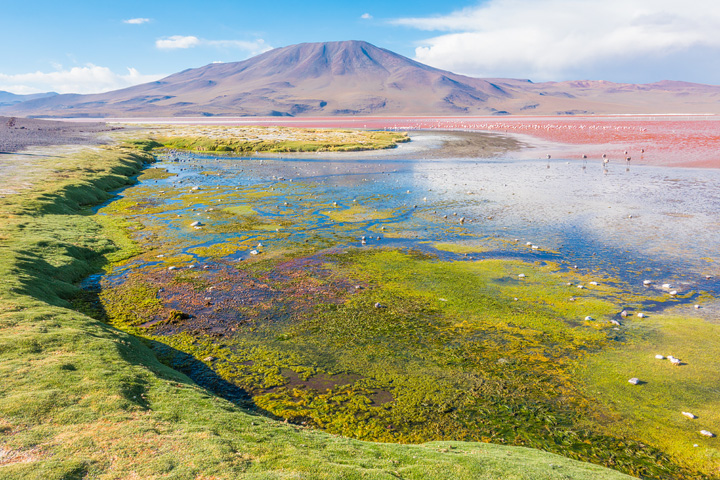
[{"left": 1, "top": 0, "right": 719, "bottom": 94}]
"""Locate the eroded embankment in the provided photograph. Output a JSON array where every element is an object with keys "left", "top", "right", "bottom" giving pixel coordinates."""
[{"left": 0, "top": 141, "right": 638, "bottom": 479}]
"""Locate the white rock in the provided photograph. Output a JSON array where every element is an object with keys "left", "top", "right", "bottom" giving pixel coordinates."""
[
  {"left": 620, "top": 310, "right": 628, "bottom": 318},
  {"left": 662, "top": 283, "right": 672, "bottom": 289},
  {"left": 610, "top": 319, "right": 621, "bottom": 326},
  {"left": 694, "top": 304, "right": 701, "bottom": 309},
  {"left": 682, "top": 412, "right": 697, "bottom": 419},
  {"left": 643, "top": 280, "right": 652, "bottom": 285},
  {"left": 589, "top": 281, "right": 599, "bottom": 286},
  {"left": 628, "top": 378, "right": 640, "bottom": 385},
  {"left": 190, "top": 221, "right": 203, "bottom": 227},
  {"left": 577, "top": 285, "right": 585, "bottom": 289},
  {"left": 637, "top": 312, "right": 646, "bottom": 318},
  {"left": 669, "top": 290, "right": 678, "bottom": 296},
  {"left": 518, "top": 274, "right": 526, "bottom": 278},
  {"left": 700, "top": 430, "right": 715, "bottom": 437},
  {"left": 250, "top": 250, "right": 259, "bottom": 255},
  {"left": 168, "top": 266, "right": 177, "bottom": 271}
]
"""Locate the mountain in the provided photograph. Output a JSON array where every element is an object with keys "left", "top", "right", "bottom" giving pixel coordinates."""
[
  {"left": 0, "top": 91, "right": 57, "bottom": 108},
  {"left": 2, "top": 41, "right": 720, "bottom": 117}
]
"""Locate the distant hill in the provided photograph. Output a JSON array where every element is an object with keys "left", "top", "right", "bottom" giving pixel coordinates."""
[
  {"left": 2, "top": 41, "right": 719, "bottom": 117},
  {"left": 0, "top": 90, "right": 57, "bottom": 108}
]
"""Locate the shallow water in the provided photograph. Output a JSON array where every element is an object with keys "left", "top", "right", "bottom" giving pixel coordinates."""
[{"left": 99, "top": 147, "right": 720, "bottom": 303}]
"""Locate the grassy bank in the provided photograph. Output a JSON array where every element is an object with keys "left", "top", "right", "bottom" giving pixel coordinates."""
[
  {"left": 136, "top": 124, "right": 409, "bottom": 153},
  {"left": 0, "top": 142, "right": 638, "bottom": 479}
]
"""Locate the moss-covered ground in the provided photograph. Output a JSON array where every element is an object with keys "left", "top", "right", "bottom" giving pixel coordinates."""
[
  {"left": 0, "top": 140, "right": 641, "bottom": 479},
  {"left": 131, "top": 124, "right": 410, "bottom": 154},
  {"left": 83, "top": 144, "right": 720, "bottom": 479}
]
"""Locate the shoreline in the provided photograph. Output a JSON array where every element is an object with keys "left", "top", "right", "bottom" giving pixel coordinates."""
[{"left": 95, "top": 115, "right": 720, "bottom": 169}]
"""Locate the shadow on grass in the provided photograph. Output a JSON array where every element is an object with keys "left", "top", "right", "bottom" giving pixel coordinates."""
[
  {"left": 70, "top": 283, "right": 263, "bottom": 414},
  {"left": 146, "top": 339, "right": 256, "bottom": 410}
]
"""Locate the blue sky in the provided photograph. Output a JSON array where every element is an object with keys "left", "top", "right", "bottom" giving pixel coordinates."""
[{"left": 1, "top": 0, "right": 719, "bottom": 94}]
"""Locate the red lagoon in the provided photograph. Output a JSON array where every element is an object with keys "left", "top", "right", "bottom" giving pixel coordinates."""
[{"left": 93, "top": 115, "right": 720, "bottom": 168}]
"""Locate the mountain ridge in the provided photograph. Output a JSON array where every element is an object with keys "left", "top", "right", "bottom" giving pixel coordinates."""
[{"left": 2, "top": 40, "right": 719, "bottom": 117}]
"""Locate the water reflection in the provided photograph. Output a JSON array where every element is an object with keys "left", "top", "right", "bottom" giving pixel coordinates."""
[{"left": 104, "top": 150, "right": 720, "bottom": 298}]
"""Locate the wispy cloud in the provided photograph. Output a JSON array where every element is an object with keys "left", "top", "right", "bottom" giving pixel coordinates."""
[
  {"left": 361, "top": 13, "right": 373, "bottom": 20},
  {"left": 155, "top": 35, "right": 271, "bottom": 54},
  {"left": 391, "top": 0, "right": 720, "bottom": 82},
  {"left": 0, "top": 65, "right": 164, "bottom": 94},
  {"left": 124, "top": 18, "right": 151, "bottom": 25},
  {"left": 156, "top": 35, "right": 201, "bottom": 49}
]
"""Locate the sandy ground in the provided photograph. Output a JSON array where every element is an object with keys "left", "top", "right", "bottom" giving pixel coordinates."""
[
  {"left": 0, "top": 117, "right": 118, "bottom": 196},
  {"left": 0, "top": 116, "right": 116, "bottom": 153}
]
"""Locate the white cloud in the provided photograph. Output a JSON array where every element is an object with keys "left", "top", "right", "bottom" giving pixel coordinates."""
[
  {"left": 361, "top": 13, "right": 373, "bottom": 20},
  {"left": 156, "top": 35, "right": 202, "bottom": 49},
  {"left": 0, "top": 65, "right": 165, "bottom": 94},
  {"left": 124, "top": 18, "right": 151, "bottom": 25},
  {"left": 155, "top": 35, "right": 271, "bottom": 55},
  {"left": 392, "top": 0, "right": 720, "bottom": 82}
]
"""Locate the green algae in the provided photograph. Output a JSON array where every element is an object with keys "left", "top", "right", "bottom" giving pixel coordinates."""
[
  {"left": 433, "top": 242, "right": 491, "bottom": 254},
  {"left": 99, "top": 244, "right": 708, "bottom": 479},
  {"left": 188, "top": 241, "right": 247, "bottom": 259},
  {"left": 322, "top": 204, "right": 396, "bottom": 223},
  {"left": 137, "top": 167, "right": 176, "bottom": 181},
  {"left": 224, "top": 205, "right": 257, "bottom": 216},
  {"left": 153, "top": 128, "right": 409, "bottom": 154},
  {"left": 577, "top": 313, "right": 720, "bottom": 475}
]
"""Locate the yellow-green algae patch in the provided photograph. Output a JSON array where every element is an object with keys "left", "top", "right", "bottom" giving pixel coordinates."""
[
  {"left": 99, "top": 242, "right": 711, "bottom": 479},
  {"left": 433, "top": 242, "right": 491, "bottom": 254},
  {"left": 223, "top": 205, "right": 257, "bottom": 216},
  {"left": 576, "top": 312, "right": 720, "bottom": 475},
  {"left": 322, "top": 204, "right": 396, "bottom": 223},
  {"left": 144, "top": 125, "right": 410, "bottom": 154},
  {"left": 137, "top": 167, "right": 176, "bottom": 181},
  {"left": 188, "top": 241, "right": 247, "bottom": 258}
]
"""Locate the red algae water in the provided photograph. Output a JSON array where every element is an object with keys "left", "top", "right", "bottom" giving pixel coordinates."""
[{"left": 100, "top": 115, "right": 720, "bottom": 168}]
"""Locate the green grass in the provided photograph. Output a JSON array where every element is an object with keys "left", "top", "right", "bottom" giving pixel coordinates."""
[
  {"left": 0, "top": 142, "right": 639, "bottom": 479},
  {"left": 153, "top": 128, "right": 409, "bottom": 154}
]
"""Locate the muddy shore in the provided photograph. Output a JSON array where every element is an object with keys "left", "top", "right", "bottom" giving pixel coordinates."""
[
  {"left": 409, "top": 130, "right": 527, "bottom": 158},
  {"left": 0, "top": 116, "right": 116, "bottom": 153}
]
